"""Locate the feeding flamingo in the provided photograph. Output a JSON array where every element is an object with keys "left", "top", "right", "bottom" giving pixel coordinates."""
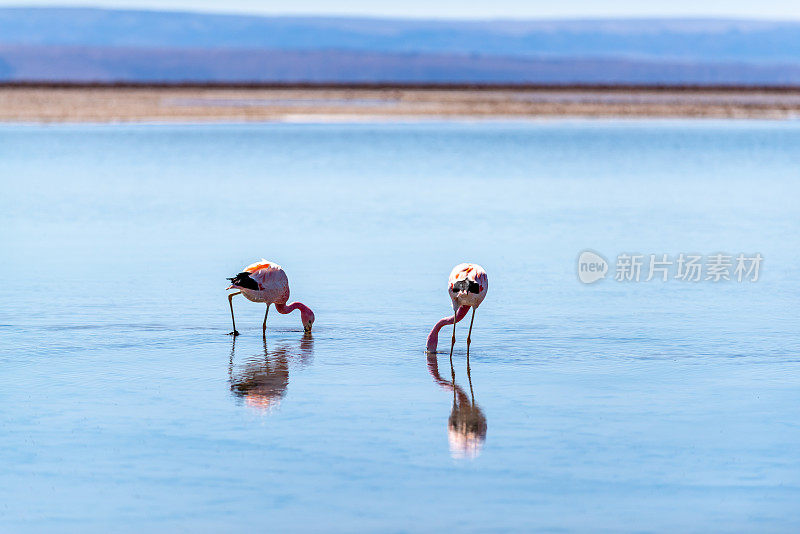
[
  {"left": 226, "top": 260, "right": 315, "bottom": 336},
  {"left": 426, "top": 263, "right": 488, "bottom": 362}
]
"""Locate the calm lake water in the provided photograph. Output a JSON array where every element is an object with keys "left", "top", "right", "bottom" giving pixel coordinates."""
[{"left": 1, "top": 120, "right": 799, "bottom": 532}]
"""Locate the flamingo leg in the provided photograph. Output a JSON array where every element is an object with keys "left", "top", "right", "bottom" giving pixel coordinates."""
[
  {"left": 467, "top": 356, "right": 475, "bottom": 404},
  {"left": 449, "top": 309, "right": 457, "bottom": 376},
  {"left": 227, "top": 291, "right": 241, "bottom": 336},
  {"left": 466, "top": 307, "right": 476, "bottom": 372},
  {"left": 262, "top": 304, "right": 270, "bottom": 336}
]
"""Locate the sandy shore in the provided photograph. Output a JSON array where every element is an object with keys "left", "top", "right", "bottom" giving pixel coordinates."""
[{"left": 2, "top": 85, "right": 800, "bottom": 122}]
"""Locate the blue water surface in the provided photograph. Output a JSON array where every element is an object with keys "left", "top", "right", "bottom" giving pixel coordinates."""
[{"left": 1, "top": 120, "right": 799, "bottom": 532}]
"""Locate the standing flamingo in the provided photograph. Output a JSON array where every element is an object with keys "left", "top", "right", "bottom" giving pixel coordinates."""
[
  {"left": 226, "top": 260, "right": 315, "bottom": 336},
  {"left": 426, "top": 263, "right": 488, "bottom": 364}
]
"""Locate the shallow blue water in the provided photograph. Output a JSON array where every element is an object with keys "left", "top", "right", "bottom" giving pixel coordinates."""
[{"left": 1, "top": 120, "right": 799, "bottom": 532}]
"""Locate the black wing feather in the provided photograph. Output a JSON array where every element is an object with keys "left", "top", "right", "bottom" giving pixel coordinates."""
[{"left": 227, "top": 272, "right": 260, "bottom": 290}]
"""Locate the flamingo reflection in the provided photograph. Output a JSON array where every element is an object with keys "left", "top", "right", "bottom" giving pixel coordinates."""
[
  {"left": 427, "top": 355, "right": 487, "bottom": 459},
  {"left": 228, "top": 335, "right": 314, "bottom": 413}
]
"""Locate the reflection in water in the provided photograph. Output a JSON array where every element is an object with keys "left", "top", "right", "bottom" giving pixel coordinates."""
[
  {"left": 427, "top": 355, "right": 487, "bottom": 459},
  {"left": 228, "top": 335, "right": 314, "bottom": 413}
]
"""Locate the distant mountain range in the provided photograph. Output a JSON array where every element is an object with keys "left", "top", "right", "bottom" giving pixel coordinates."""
[{"left": 1, "top": 8, "right": 800, "bottom": 84}]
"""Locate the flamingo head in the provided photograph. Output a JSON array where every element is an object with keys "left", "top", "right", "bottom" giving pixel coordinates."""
[
  {"left": 301, "top": 308, "right": 315, "bottom": 333},
  {"left": 426, "top": 331, "right": 439, "bottom": 353}
]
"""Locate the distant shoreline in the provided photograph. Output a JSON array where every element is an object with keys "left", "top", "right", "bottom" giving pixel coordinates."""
[
  {"left": 3, "top": 84, "right": 800, "bottom": 122},
  {"left": 3, "top": 82, "right": 800, "bottom": 92}
]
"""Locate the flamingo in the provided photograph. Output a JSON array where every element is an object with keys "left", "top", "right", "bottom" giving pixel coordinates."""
[
  {"left": 226, "top": 260, "right": 315, "bottom": 336},
  {"left": 426, "top": 263, "right": 488, "bottom": 364}
]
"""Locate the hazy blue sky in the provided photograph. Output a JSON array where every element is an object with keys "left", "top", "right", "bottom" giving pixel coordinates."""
[{"left": 2, "top": 0, "right": 800, "bottom": 19}]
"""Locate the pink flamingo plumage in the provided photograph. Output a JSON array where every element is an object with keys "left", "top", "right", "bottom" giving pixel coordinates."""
[
  {"left": 226, "top": 260, "right": 315, "bottom": 336},
  {"left": 426, "top": 263, "right": 488, "bottom": 363}
]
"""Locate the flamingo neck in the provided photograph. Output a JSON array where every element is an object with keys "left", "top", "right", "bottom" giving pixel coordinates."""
[
  {"left": 426, "top": 305, "right": 470, "bottom": 353},
  {"left": 274, "top": 301, "right": 315, "bottom": 332}
]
